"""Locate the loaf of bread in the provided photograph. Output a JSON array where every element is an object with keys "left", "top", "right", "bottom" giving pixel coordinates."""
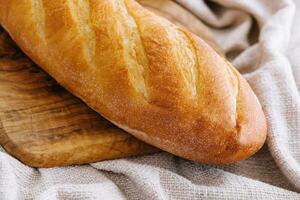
[{"left": 0, "top": 0, "right": 267, "bottom": 164}]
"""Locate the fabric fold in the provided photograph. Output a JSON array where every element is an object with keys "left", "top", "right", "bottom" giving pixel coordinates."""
[{"left": 1, "top": 0, "right": 300, "bottom": 199}]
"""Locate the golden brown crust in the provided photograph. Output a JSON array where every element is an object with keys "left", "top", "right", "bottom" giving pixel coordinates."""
[{"left": 0, "top": 0, "right": 267, "bottom": 164}]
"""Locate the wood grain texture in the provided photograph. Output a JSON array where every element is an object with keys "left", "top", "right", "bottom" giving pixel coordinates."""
[
  {"left": 0, "top": 1, "right": 223, "bottom": 168},
  {"left": 0, "top": 27, "right": 157, "bottom": 168}
]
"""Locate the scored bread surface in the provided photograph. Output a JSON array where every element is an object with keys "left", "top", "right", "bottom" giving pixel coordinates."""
[{"left": 0, "top": 0, "right": 267, "bottom": 164}]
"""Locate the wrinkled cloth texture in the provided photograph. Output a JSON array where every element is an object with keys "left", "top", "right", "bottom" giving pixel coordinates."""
[{"left": 1, "top": 0, "right": 300, "bottom": 199}]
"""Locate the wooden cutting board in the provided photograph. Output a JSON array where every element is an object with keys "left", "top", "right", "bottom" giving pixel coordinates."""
[
  {"left": 0, "top": 32, "right": 158, "bottom": 168},
  {"left": 0, "top": 0, "right": 222, "bottom": 168}
]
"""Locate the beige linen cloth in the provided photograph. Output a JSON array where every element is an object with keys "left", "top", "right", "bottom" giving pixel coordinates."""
[{"left": 1, "top": 0, "right": 300, "bottom": 199}]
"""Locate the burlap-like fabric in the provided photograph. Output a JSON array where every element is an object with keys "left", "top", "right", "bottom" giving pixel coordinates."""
[{"left": 1, "top": 0, "right": 300, "bottom": 199}]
